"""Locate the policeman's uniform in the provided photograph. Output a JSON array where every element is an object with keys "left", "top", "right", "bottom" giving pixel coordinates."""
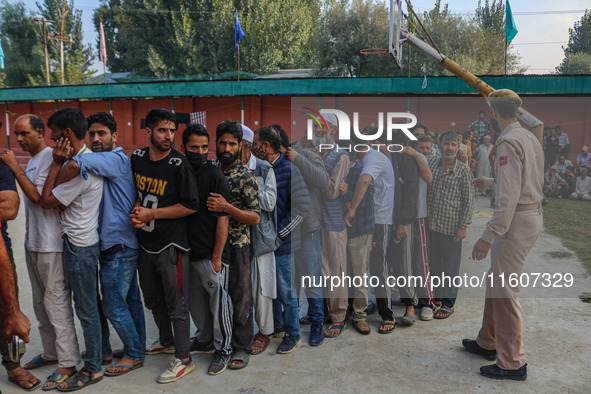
[{"left": 476, "top": 89, "right": 544, "bottom": 370}]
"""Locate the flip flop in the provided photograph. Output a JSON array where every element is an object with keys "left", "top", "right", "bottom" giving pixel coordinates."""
[
  {"left": 228, "top": 350, "right": 250, "bottom": 370},
  {"left": 324, "top": 322, "right": 346, "bottom": 338},
  {"left": 104, "top": 362, "right": 144, "bottom": 377},
  {"left": 25, "top": 353, "right": 58, "bottom": 370},
  {"left": 8, "top": 370, "right": 42, "bottom": 391},
  {"left": 434, "top": 306, "right": 455, "bottom": 319},
  {"left": 378, "top": 320, "right": 398, "bottom": 334},
  {"left": 400, "top": 312, "right": 416, "bottom": 326},
  {"left": 43, "top": 371, "right": 75, "bottom": 391}
]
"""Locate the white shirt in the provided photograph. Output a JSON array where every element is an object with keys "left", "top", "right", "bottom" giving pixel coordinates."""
[
  {"left": 416, "top": 153, "right": 428, "bottom": 219},
  {"left": 361, "top": 148, "right": 395, "bottom": 225},
  {"left": 52, "top": 145, "right": 103, "bottom": 247},
  {"left": 24, "top": 147, "right": 62, "bottom": 252}
]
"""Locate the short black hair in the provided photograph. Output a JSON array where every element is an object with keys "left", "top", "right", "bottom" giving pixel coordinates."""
[
  {"left": 255, "top": 126, "right": 282, "bottom": 152},
  {"left": 490, "top": 102, "right": 518, "bottom": 119},
  {"left": 183, "top": 123, "right": 209, "bottom": 146},
  {"left": 216, "top": 120, "right": 242, "bottom": 143},
  {"left": 146, "top": 108, "right": 176, "bottom": 130},
  {"left": 47, "top": 107, "right": 88, "bottom": 140},
  {"left": 479, "top": 111, "right": 485, "bottom": 115},
  {"left": 418, "top": 135, "right": 432, "bottom": 143},
  {"left": 87, "top": 112, "right": 117, "bottom": 134},
  {"left": 27, "top": 115, "right": 45, "bottom": 134},
  {"left": 567, "top": 165, "right": 575, "bottom": 172},
  {"left": 411, "top": 122, "right": 428, "bottom": 134},
  {"left": 439, "top": 131, "right": 460, "bottom": 144},
  {"left": 271, "top": 124, "right": 290, "bottom": 149}
]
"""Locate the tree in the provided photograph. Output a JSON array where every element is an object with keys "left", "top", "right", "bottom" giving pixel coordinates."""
[
  {"left": 94, "top": 0, "right": 319, "bottom": 77},
  {"left": 556, "top": 52, "right": 591, "bottom": 74},
  {"left": 475, "top": 0, "right": 504, "bottom": 32},
  {"left": 29, "top": 0, "right": 94, "bottom": 85},
  {"left": 562, "top": 10, "right": 591, "bottom": 57},
  {"left": 0, "top": 0, "right": 45, "bottom": 87},
  {"left": 315, "top": 0, "right": 399, "bottom": 77}
]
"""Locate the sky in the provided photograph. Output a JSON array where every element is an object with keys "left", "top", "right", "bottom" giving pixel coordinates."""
[{"left": 15, "top": 0, "right": 591, "bottom": 76}]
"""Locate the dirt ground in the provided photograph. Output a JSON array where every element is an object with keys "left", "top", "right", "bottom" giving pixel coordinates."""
[{"left": 1, "top": 195, "right": 590, "bottom": 393}]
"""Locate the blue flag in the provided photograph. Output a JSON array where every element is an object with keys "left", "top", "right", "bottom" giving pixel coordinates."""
[
  {"left": 235, "top": 9, "right": 245, "bottom": 52},
  {"left": 506, "top": 0, "right": 518, "bottom": 43}
]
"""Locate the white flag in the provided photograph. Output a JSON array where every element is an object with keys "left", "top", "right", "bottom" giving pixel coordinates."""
[{"left": 422, "top": 75, "right": 427, "bottom": 90}]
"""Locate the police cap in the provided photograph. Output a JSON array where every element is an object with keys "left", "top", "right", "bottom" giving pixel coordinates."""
[{"left": 487, "top": 89, "right": 522, "bottom": 107}]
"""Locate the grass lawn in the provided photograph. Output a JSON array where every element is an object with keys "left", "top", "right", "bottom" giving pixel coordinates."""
[{"left": 542, "top": 197, "right": 591, "bottom": 275}]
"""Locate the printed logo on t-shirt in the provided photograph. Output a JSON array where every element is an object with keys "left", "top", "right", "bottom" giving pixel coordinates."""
[{"left": 169, "top": 157, "right": 182, "bottom": 166}]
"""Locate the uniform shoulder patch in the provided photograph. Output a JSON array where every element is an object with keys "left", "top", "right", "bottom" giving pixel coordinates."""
[{"left": 500, "top": 156, "right": 507, "bottom": 166}]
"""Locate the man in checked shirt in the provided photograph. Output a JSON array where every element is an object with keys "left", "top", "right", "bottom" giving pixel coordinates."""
[{"left": 426, "top": 131, "right": 474, "bottom": 319}]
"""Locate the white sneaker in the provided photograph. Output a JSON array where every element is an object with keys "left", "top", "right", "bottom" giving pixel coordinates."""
[
  {"left": 420, "top": 306, "right": 434, "bottom": 321},
  {"left": 146, "top": 339, "right": 175, "bottom": 355},
  {"left": 157, "top": 357, "right": 195, "bottom": 384}
]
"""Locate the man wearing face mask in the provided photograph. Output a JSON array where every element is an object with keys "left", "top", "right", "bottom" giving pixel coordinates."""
[
  {"left": 313, "top": 115, "right": 350, "bottom": 339},
  {"left": 180, "top": 124, "right": 233, "bottom": 375}
]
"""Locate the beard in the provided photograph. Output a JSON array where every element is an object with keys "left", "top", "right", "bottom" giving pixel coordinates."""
[
  {"left": 313, "top": 133, "right": 333, "bottom": 148},
  {"left": 216, "top": 149, "right": 238, "bottom": 165},
  {"left": 150, "top": 134, "right": 171, "bottom": 152}
]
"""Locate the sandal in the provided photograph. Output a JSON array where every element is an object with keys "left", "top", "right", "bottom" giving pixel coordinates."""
[
  {"left": 324, "top": 322, "right": 346, "bottom": 338},
  {"left": 104, "top": 361, "right": 144, "bottom": 377},
  {"left": 378, "top": 320, "right": 398, "bottom": 334},
  {"left": 228, "top": 350, "right": 250, "bottom": 370},
  {"left": 400, "top": 312, "right": 416, "bottom": 326},
  {"left": 43, "top": 371, "right": 75, "bottom": 391},
  {"left": 434, "top": 306, "right": 455, "bottom": 319},
  {"left": 251, "top": 333, "right": 270, "bottom": 355},
  {"left": 25, "top": 353, "right": 58, "bottom": 370},
  {"left": 351, "top": 320, "right": 371, "bottom": 335},
  {"left": 56, "top": 368, "right": 103, "bottom": 392},
  {"left": 8, "top": 369, "right": 42, "bottom": 391}
]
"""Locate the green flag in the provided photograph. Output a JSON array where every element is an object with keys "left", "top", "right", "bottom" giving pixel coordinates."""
[{"left": 506, "top": 0, "right": 518, "bottom": 43}]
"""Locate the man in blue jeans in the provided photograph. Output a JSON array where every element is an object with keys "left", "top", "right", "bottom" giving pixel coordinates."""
[
  {"left": 41, "top": 107, "right": 105, "bottom": 391},
  {"left": 56, "top": 112, "right": 145, "bottom": 376},
  {"left": 251, "top": 126, "right": 310, "bottom": 354}
]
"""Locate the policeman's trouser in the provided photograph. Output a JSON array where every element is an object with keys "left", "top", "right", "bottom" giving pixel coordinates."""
[{"left": 476, "top": 207, "right": 542, "bottom": 370}]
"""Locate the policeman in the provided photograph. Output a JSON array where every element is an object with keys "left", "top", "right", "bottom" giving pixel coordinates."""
[{"left": 463, "top": 89, "right": 544, "bottom": 381}]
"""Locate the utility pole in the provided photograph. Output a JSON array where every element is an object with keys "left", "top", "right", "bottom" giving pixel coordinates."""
[
  {"left": 59, "top": 0, "right": 68, "bottom": 85},
  {"left": 34, "top": 18, "right": 54, "bottom": 85}
]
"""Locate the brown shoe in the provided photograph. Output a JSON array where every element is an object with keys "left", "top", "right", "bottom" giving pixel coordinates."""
[{"left": 351, "top": 319, "right": 371, "bottom": 335}]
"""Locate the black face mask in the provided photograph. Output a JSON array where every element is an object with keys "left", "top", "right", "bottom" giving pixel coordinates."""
[
  {"left": 251, "top": 145, "right": 266, "bottom": 160},
  {"left": 186, "top": 151, "right": 208, "bottom": 169}
]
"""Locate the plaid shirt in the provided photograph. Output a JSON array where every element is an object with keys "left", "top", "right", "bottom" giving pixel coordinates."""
[
  {"left": 426, "top": 155, "right": 474, "bottom": 236},
  {"left": 469, "top": 119, "right": 492, "bottom": 140},
  {"left": 344, "top": 162, "right": 375, "bottom": 238}
]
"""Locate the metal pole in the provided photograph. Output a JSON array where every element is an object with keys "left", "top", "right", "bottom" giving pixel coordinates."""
[
  {"left": 401, "top": 28, "right": 543, "bottom": 143},
  {"left": 241, "top": 96, "right": 244, "bottom": 124},
  {"left": 5, "top": 104, "right": 10, "bottom": 150},
  {"left": 60, "top": 0, "right": 67, "bottom": 85}
]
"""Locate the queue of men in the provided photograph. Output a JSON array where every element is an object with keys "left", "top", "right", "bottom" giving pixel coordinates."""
[{"left": 0, "top": 91, "right": 541, "bottom": 390}]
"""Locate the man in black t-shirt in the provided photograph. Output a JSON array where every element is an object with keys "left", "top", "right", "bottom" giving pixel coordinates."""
[
  {"left": 181, "top": 124, "right": 233, "bottom": 376},
  {"left": 129, "top": 109, "right": 199, "bottom": 384}
]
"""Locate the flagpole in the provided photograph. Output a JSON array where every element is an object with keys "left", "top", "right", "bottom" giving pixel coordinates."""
[
  {"left": 238, "top": 45, "right": 240, "bottom": 81},
  {"left": 504, "top": 39, "right": 507, "bottom": 76}
]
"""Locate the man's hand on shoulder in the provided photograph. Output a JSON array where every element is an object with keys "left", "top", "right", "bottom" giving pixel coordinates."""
[{"left": 0, "top": 150, "right": 19, "bottom": 171}]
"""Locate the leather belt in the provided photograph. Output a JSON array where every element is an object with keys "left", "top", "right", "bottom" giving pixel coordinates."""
[
  {"left": 102, "top": 244, "right": 126, "bottom": 255},
  {"left": 515, "top": 202, "right": 540, "bottom": 211}
]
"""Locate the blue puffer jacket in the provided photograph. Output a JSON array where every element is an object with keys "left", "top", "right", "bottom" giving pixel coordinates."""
[{"left": 272, "top": 153, "right": 311, "bottom": 255}]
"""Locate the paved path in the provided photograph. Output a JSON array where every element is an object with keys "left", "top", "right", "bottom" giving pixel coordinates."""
[{"left": 2, "top": 195, "right": 590, "bottom": 393}]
